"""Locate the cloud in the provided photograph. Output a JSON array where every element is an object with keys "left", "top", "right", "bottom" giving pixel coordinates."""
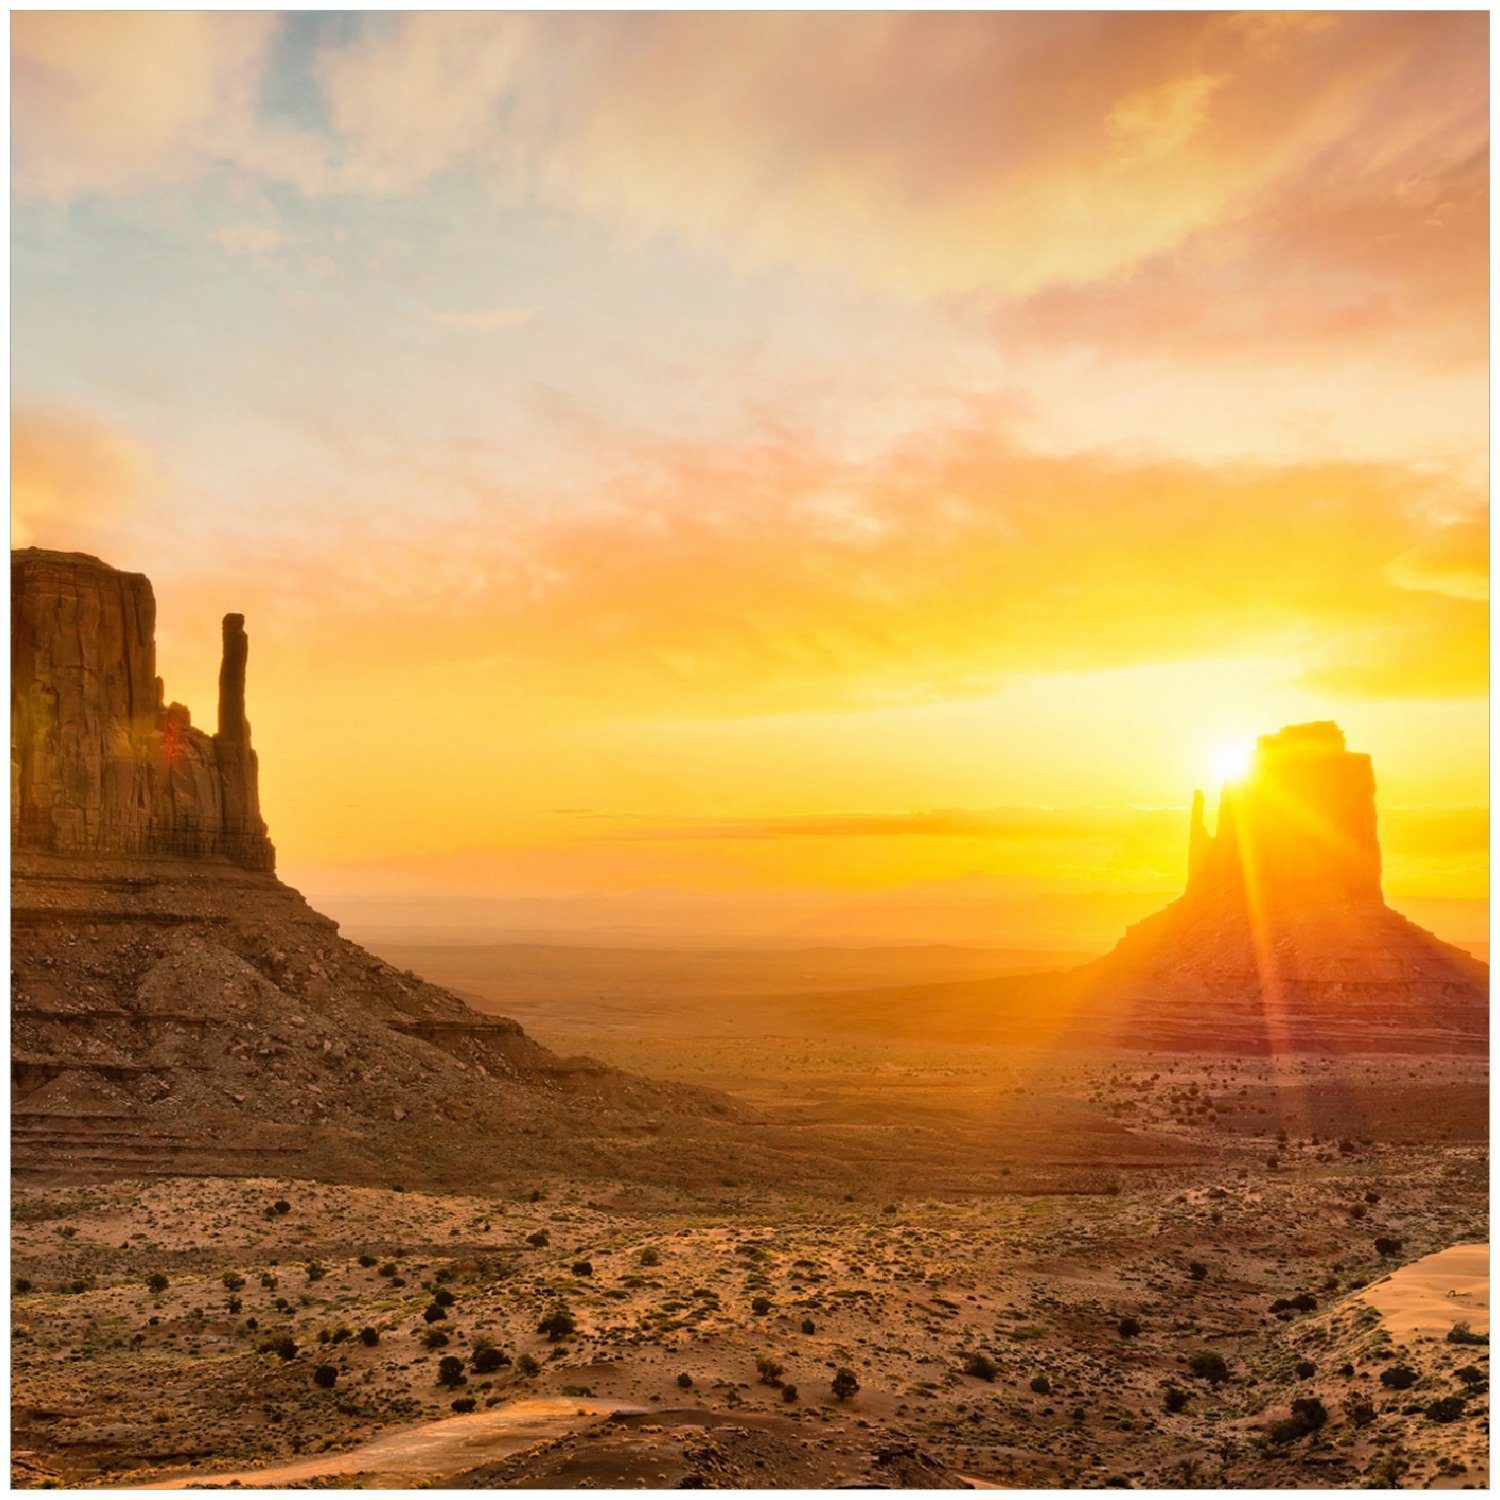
[
  {"left": 506, "top": 12, "right": 1485, "bottom": 301},
  {"left": 14, "top": 11, "right": 1485, "bottom": 320},
  {"left": 209, "top": 221, "right": 287, "bottom": 260},
  {"left": 434, "top": 305, "right": 540, "bottom": 333},
  {"left": 11, "top": 406, "right": 162, "bottom": 550},
  {"left": 1388, "top": 520, "right": 1489, "bottom": 601},
  {"left": 583, "top": 805, "right": 1185, "bottom": 843},
  {"left": 12, "top": 12, "right": 276, "bottom": 198},
  {"left": 133, "top": 400, "right": 1483, "bottom": 715}
]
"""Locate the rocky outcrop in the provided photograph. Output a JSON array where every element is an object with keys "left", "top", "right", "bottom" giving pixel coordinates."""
[
  {"left": 11, "top": 549, "right": 274, "bottom": 871},
  {"left": 1068, "top": 721, "right": 1487, "bottom": 1051},
  {"left": 1188, "top": 723, "right": 1382, "bottom": 907},
  {"left": 11, "top": 548, "right": 735, "bottom": 1185},
  {"left": 771, "top": 724, "right": 1485, "bottom": 1055}
]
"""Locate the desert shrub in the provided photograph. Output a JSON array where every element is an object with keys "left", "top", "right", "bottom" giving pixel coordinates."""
[
  {"left": 437, "top": 1355, "right": 467, "bottom": 1387},
  {"left": 1373, "top": 1237, "right": 1404, "bottom": 1258},
  {"left": 271, "top": 1200, "right": 291, "bottom": 1216},
  {"left": 304, "top": 1262, "right": 326, "bottom": 1283},
  {"left": 1346, "top": 1399, "right": 1376, "bottom": 1428},
  {"left": 963, "top": 1352, "right": 999, "bottom": 1382},
  {"left": 432, "top": 1287, "right": 456, "bottom": 1308},
  {"left": 832, "top": 1367, "right": 860, "bottom": 1401},
  {"left": 751, "top": 1296, "right": 772, "bottom": 1316},
  {"left": 782, "top": 1383, "right": 799, "bottom": 1403},
  {"left": 1294, "top": 1360, "right": 1317, "bottom": 1380},
  {"left": 1162, "top": 1385, "right": 1189, "bottom": 1414},
  {"left": 756, "top": 1356, "right": 785, "bottom": 1386},
  {"left": 638, "top": 1248, "right": 661, "bottom": 1267},
  {"left": 517, "top": 1353, "right": 540, "bottom": 1376},
  {"left": 423, "top": 1329, "right": 450, "bottom": 1349},
  {"left": 1266, "top": 1398, "right": 1326, "bottom": 1445},
  {"left": 423, "top": 1302, "right": 447, "bottom": 1323},
  {"left": 377, "top": 1262, "right": 398, "bottom": 1278},
  {"left": 1446, "top": 1322, "right": 1488, "bottom": 1346},
  {"left": 1188, "top": 1262, "right": 1207, "bottom": 1282},
  {"left": 1029, "top": 1374, "right": 1052, "bottom": 1395},
  {"left": 260, "top": 1272, "right": 278, "bottom": 1289},
  {"left": 526, "top": 1230, "right": 549, "bottom": 1248},
  {"left": 221, "top": 1272, "right": 245, "bottom": 1292},
  {"left": 801, "top": 1319, "right": 816, "bottom": 1335},
  {"left": 14, "top": 1278, "right": 32, "bottom": 1295},
  {"left": 1187, "top": 1350, "right": 1230, "bottom": 1385},
  {"left": 1455, "top": 1365, "right": 1486, "bottom": 1388},
  {"left": 357, "top": 1254, "right": 377, "bottom": 1268},
  {"left": 538, "top": 1307, "right": 576, "bottom": 1341},
  {"left": 1117, "top": 1317, "right": 1141, "bottom": 1339},
  {"left": 471, "top": 1344, "right": 509, "bottom": 1374},
  {"left": 227, "top": 1296, "right": 243, "bottom": 1315},
  {"left": 312, "top": 1364, "right": 337, "bottom": 1389},
  {"left": 1425, "top": 1395, "right": 1466, "bottom": 1424},
  {"left": 1270, "top": 1292, "right": 1318, "bottom": 1315},
  {"left": 260, "top": 1335, "right": 298, "bottom": 1361},
  {"left": 1380, "top": 1365, "right": 1418, "bottom": 1390},
  {"left": 677, "top": 1372, "right": 694, "bottom": 1389},
  {"left": 451, "top": 1396, "right": 477, "bottom": 1413},
  {"left": 359, "top": 1326, "right": 380, "bottom": 1347},
  {"left": 1291, "top": 1397, "right": 1327, "bottom": 1430},
  {"left": 572, "top": 1260, "right": 593, "bottom": 1277},
  {"left": 146, "top": 1273, "right": 169, "bottom": 1294}
]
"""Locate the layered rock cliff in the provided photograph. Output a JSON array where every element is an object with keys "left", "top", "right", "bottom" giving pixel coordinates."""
[
  {"left": 11, "top": 549, "right": 733, "bottom": 1185},
  {"left": 12, "top": 549, "right": 273, "bottom": 870}
]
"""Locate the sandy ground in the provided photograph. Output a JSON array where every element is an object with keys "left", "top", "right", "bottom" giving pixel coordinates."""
[
  {"left": 1361, "top": 1243, "right": 1489, "bottom": 1342},
  {"left": 12, "top": 1047, "right": 1488, "bottom": 1490},
  {"left": 140, "top": 1397, "right": 639, "bottom": 1488}
]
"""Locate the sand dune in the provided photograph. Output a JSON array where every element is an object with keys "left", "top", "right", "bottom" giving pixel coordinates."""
[{"left": 1361, "top": 1242, "right": 1489, "bottom": 1341}]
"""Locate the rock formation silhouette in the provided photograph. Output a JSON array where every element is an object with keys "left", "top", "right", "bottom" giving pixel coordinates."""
[
  {"left": 768, "top": 723, "right": 1486, "bottom": 1056},
  {"left": 1067, "top": 721, "right": 1488, "bottom": 1051},
  {"left": 11, "top": 549, "right": 731, "bottom": 1185}
]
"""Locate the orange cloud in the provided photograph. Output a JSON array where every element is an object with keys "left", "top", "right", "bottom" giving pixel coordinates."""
[
  {"left": 1388, "top": 520, "right": 1489, "bottom": 602},
  {"left": 11, "top": 406, "right": 162, "bottom": 551},
  {"left": 123, "top": 402, "right": 1484, "bottom": 717}
]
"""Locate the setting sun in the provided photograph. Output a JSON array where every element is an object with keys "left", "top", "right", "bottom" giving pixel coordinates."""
[{"left": 1210, "top": 740, "right": 1255, "bottom": 787}]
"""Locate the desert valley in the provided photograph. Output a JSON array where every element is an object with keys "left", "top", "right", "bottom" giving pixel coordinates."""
[
  {"left": 10, "top": 12, "right": 1490, "bottom": 1493},
  {"left": 9, "top": 549, "right": 1489, "bottom": 1490}
]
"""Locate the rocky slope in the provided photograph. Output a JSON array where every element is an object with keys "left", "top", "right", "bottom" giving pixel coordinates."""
[{"left": 11, "top": 550, "right": 732, "bottom": 1185}]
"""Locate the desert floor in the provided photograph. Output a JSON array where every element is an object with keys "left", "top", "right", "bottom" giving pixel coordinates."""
[{"left": 12, "top": 942, "right": 1491, "bottom": 1490}]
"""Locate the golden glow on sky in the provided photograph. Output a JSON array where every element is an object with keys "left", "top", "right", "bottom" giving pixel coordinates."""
[
  {"left": 1210, "top": 742, "right": 1256, "bottom": 788},
  {"left": 10, "top": 13, "right": 1488, "bottom": 946}
]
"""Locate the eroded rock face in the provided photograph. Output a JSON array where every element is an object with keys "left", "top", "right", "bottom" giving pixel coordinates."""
[{"left": 11, "top": 549, "right": 274, "bottom": 871}]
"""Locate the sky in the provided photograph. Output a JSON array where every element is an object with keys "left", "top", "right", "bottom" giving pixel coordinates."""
[{"left": 11, "top": 11, "right": 1489, "bottom": 948}]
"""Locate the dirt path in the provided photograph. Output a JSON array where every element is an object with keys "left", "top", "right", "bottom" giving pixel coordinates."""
[
  {"left": 138, "top": 1397, "right": 642, "bottom": 1488},
  {"left": 1360, "top": 1242, "right": 1488, "bottom": 1341}
]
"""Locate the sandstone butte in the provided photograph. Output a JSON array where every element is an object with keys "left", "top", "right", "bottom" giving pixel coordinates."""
[
  {"left": 812, "top": 721, "right": 1488, "bottom": 1055},
  {"left": 11, "top": 548, "right": 734, "bottom": 1186},
  {"left": 1065, "top": 720, "right": 1489, "bottom": 1051}
]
